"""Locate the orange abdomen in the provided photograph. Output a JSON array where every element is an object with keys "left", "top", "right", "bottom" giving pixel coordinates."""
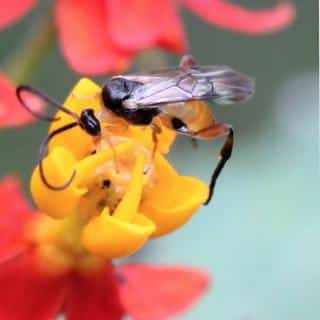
[{"left": 183, "top": 101, "right": 216, "bottom": 132}]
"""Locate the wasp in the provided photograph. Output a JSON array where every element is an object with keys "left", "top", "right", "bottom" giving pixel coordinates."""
[{"left": 16, "top": 55, "right": 254, "bottom": 204}]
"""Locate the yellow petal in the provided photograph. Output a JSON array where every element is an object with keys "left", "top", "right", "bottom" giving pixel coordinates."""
[
  {"left": 81, "top": 153, "right": 156, "bottom": 258},
  {"left": 141, "top": 154, "right": 209, "bottom": 237},
  {"left": 74, "top": 141, "right": 136, "bottom": 217},
  {"left": 82, "top": 207, "right": 155, "bottom": 259},
  {"left": 31, "top": 146, "right": 86, "bottom": 219},
  {"left": 112, "top": 153, "right": 145, "bottom": 221},
  {"left": 74, "top": 140, "right": 134, "bottom": 188},
  {"left": 49, "top": 78, "right": 102, "bottom": 159}
]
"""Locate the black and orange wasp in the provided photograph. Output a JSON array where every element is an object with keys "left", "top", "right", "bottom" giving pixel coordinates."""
[{"left": 17, "top": 55, "right": 255, "bottom": 204}]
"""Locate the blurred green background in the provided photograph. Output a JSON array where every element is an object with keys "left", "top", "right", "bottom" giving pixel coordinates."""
[{"left": 0, "top": 1, "right": 318, "bottom": 319}]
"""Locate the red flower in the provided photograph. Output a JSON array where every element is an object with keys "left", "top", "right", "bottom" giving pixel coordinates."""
[
  {"left": 0, "top": 176, "right": 210, "bottom": 320},
  {"left": 0, "top": 74, "right": 42, "bottom": 127},
  {"left": 0, "top": 0, "right": 296, "bottom": 75},
  {"left": 0, "top": 0, "right": 37, "bottom": 29}
]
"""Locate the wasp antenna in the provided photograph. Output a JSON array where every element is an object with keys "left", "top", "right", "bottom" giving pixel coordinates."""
[
  {"left": 204, "top": 127, "right": 234, "bottom": 205},
  {"left": 16, "top": 85, "right": 79, "bottom": 122},
  {"left": 38, "top": 122, "right": 78, "bottom": 190}
]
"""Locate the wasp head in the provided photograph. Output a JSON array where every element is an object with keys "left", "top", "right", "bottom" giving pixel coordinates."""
[{"left": 79, "top": 109, "right": 101, "bottom": 136}]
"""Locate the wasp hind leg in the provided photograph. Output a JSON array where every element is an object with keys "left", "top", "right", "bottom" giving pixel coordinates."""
[
  {"left": 190, "top": 138, "right": 198, "bottom": 148},
  {"left": 203, "top": 125, "right": 233, "bottom": 205},
  {"left": 177, "top": 122, "right": 233, "bottom": 205}
]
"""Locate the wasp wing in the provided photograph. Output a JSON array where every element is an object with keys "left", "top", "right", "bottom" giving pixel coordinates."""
[{"left": 120, "top": 65, "right": 255, "bottom": 108}]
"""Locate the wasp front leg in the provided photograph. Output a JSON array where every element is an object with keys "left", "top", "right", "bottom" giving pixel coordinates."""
[
  {"left": 151, "top": 123, "right": 162, "bottom": 157},
  {"left": 144, "top": 123, "right": 162, "bottom": 174}
]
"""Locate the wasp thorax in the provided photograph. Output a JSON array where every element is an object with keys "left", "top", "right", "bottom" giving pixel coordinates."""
[{"left": 102, "top": 78, "right": 141, "bottom": 113}]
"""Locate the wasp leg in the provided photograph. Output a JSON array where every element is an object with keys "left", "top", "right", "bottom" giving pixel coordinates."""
[
  {"left": 177, "top": 123, "right": 233, "bottom": 205},
  {"left": 145, "top": 123, "right": 162, "bottom": 173},
  {"left": 151, "top": 123, "right": 162, "bottom": 160},
  {"left": 190, "top": 138, "right": 198, "bottom": 148},
  {"left": 106, "top": 135, "right": 120, "bottom": 174},
  {"left": 198, "top": 123, "right": 233, "bottom": 205},
  {"left": 101, "top": 125, "right": 120, "bottom": 173}
]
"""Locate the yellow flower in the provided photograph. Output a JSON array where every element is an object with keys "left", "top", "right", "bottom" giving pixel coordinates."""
[{"left": 30, "top": 78, "right": 208, "bottom": 260}]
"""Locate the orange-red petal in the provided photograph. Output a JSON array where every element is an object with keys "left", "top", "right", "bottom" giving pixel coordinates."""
[
  {"left": 55, "top": 0, "right": 132, "bottom": 75},
  {"left": 0, "top": 0, "right": 37, "bottom": 29},
  {"left": 106, "top": 0, "right": 186, "bottom": 53},
  {"left": 182, "top": 0, "right": 296, "bottom": 34},
  {"left": 156, "top": 0, "right": 187, "bottom": 53},
  {"left": 0, "top": 176, "right": 34, "bottom": 263},
  {"left": 106, "top": 0, "right": 162, "bottom": 51},
  {"left": 65, "top": 263, "right": 124, "bottom": 320},
  {"left": 0, "top": 251, "right": 69, "bottom": 320},
  {"left": 0, "top": 73, "right": 42, "bottom": 127},
  {"left": 118, "top": 264, "right": 210, "bottom": 320}
]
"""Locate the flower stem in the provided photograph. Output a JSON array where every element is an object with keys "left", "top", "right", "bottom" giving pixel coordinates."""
[{"left": 4, "top": 12, "right": 56, "bottom": 83}]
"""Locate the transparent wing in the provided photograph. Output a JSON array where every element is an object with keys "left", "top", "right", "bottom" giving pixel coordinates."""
[{"left": 120, "top": 65, "right": 255, "bottom": 107}]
